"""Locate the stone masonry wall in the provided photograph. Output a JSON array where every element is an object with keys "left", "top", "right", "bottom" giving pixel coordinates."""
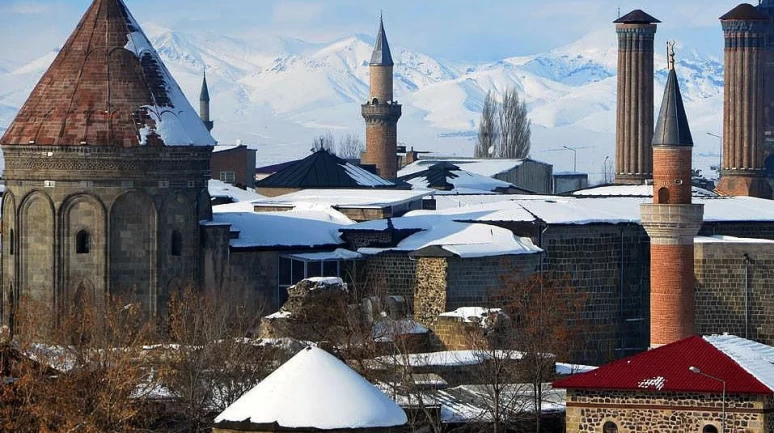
[
  {"left": 364, "top": 253, "right": 417, "bottom": 304},
  {"left": 444, "top": 255, "right": 540, "bottom": 309},
  {"left": 566, "top": 389, "right": 769, "bottom": 433},
  {"left": 413, "top": 257, "right": 447, "bottom": 326}
]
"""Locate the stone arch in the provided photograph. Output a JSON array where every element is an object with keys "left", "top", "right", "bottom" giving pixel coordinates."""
[
  {"left": 159, "top": 192, "right": 197, "bottom": 308},
  {"left": 656, "top": 187, "right": 669, "bottom": 204},
  {"left": 1, "top": 191, "right": 16, "bottom": 324},
  {"left": 196, "top": 188, "right": 213, "bottom": 222},
  {"left": 109, "top": 190, "right": 157, "bottom": 312},
  {"left": 602, "top": 421, "right": 618, "bottom": 433},
  {"left": 60, "top": 193, "right": 107, "bottom": 307},
  {"left": 702, "top": 425, "right": 719, "bottom": 433},
  {"left": 18, "top": 190, "right": 56, "bottom": 308}
]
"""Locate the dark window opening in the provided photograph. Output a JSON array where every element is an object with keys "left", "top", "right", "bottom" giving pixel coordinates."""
[
  {"left": 76, "top": 230, "right": 91, "bottom": 254},
  {"left": 657, "top": 187, "right": 669, "bottom": 204},
  {"left": 603, "top": 422, "right": 618, "bottom": 433},
  {"left": 9, "top": 229, "right": 14, "bottom": 256},
  {"left": 703, "top": 426, "right": 718, "bottom": 433},
  {"left": 171, "top": 230, "right": 183, "bottom": 256}
]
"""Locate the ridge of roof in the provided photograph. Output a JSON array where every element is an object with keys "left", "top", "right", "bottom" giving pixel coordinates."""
[{"left": 614, "top": 9, "right": 661, "bottom": 24}]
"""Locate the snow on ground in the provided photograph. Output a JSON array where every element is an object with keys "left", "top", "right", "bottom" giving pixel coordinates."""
[
  {"left": 438, "top": 307, "right": 504, "bottom": 327},
  {"left": 215, "top": 346, "right": 407, "bottom": 429}
]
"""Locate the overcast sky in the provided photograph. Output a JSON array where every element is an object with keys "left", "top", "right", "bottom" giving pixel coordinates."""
[{"left": 0, "top": 0, "right": 742, "bottom": 65}]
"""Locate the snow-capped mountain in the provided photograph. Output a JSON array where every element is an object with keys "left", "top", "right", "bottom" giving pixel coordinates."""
[{"left": 0, "top": 25, "right": 726, "bottom": 182}]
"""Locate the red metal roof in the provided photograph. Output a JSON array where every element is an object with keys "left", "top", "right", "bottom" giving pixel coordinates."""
[{"left": 553, "top": 336, "right": 772, "bottom": 395}]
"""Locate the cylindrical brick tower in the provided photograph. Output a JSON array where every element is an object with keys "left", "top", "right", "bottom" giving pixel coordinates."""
[
  {"left": 200, "top": 70, "right": 214, "bottom": 132},
  {"left": 717, "top": 4, "right": 772, "bottom": 198},
  {"left": 362, "top": 16, "right": 401, "bottom": 180},
  {"left": 640, "top": 51, "right": 704, "bottom": 348},
  {"left": 614, "top": 10, "right": 660, "bottom": 185}
]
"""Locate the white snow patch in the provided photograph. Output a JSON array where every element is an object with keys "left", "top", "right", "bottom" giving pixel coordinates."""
[
  {"left": 705, "top": 334, "right": 774, "bottom": 393},
  {"left": 637, "top": 376, "right": 666, "bottom": 391},
  {"left": 215, "top": 346, "right": 407, "bottom": 429},
  {"left": 555, "top": 363, "right": 597, "bottom": 375},
  {"left": 439, "top": 307, "right": 503, "bottom": 327}
]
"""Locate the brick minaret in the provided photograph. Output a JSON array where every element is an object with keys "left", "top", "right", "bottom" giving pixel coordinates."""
[
  {"left": 613, "top": 10, "right": 660, "bottom": 185},
  {"left": 716, "top": 4, "right": 772, "bottom": 198},
  {"left": 200, "top": 70, "right": 214, "bottom": 132},
  {"left": 640, "top": 47, "right": 704, "bottom": 348},
  {"left": 362, "top": 15, "right": 401, "bottom": 180}
]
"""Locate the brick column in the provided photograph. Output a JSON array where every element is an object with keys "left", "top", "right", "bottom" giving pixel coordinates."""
[{"left": 362, "top": 102, "right": 401, "bottom": 180}]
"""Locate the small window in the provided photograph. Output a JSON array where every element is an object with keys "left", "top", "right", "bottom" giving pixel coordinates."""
[
  {"left": 9, "top": 229, "right": 14, "bottom": 256},
  {"left": 171, "top": 230, "right": 183, "bottom": 256},
  {"left": 703, "top": 426, "right": 718, "bottom": 433},
  {"left": 219, "top": 171, "right": 236, "bottom": 184},
  {"left": 657, "top": 187, "right": 669, "bottom": 204},
  {"left": 603, "top": 422, "right": 618, "bottom": 433},
  {"left": 323, "top": 261, "right": 338, "bottom": 277},
  {"left": 372, "top": 97, "right": 379, "bottom": 105},
  {"left": 76, "top": 230, "right": 91, "bottom": 254}
]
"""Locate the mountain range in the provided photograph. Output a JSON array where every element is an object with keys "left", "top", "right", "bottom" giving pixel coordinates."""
[{"left": 0, "top": 24, "right": 727, "bottom": 182}]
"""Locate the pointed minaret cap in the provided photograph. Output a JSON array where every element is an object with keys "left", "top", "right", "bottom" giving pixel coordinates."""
[
  {"left": 200, "top": 69, "right": 210, "bottom": 102},
  {"left": 614, "top": 9, "right": 661, "bottom": 24},
  {"left": 1, "top": 0, "right": 215, "bottom": 147},
  {"left": 370, "top": 14, "right": 394, "bottom": 66},
  {"left": 653, "top": 44, "right": 693, "bottom": 147}
]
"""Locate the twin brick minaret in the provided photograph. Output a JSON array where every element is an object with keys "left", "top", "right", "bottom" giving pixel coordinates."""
[
  {"left": 716, "top": 4, "right": 772, "bottom": 198},
  {"left": 640, "top": 49, "right": 704, "bottom": 348},
  {"left": 362, "top": 16, "right": 402, "bottom": 180},
  {"left": 614, "top": 10, "right": 659, "bottom": 184}
]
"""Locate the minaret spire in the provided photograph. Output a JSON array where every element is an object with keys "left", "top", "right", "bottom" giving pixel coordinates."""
[{"left": 200, "top": 67, "right": 213, "bottom": 132}]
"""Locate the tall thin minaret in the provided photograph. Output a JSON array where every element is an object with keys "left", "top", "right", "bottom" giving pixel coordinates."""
[
  {"left": 361, "top": 14, "right": 401, "bottom": 180},
  {"left": 200, "top": 69, "right": 214, "bottom": 132},
  {"left": 716, "top": 4, "right": 770, "bottom": 197},
  {"left": 640, "top": 45, "right": 704, "bottom": 348},
  {"left": 613, "top": 10, "right": 660, "bottom": 185}
]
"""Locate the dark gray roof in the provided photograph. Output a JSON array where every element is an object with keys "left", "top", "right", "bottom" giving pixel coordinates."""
[
  {"left": 370, "top": 17, "right": 394, "bottom": 66},
  {"left": 256, "top": 149, "right": 398, "bottom": 189},
  {"left": 200, "top": 71, "right": 210, "bottom": 102},
  {"left": 652, "top": 69, "right": 693, "bottom": 147},
  {"left": 614, "top": 9, "right": 661, "bottom": 24},
  {"left": 721, "top": 3, "right": 767, "bottom": 20}
]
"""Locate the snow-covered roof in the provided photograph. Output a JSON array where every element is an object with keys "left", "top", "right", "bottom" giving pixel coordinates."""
[
  {"left": 399, "top": 158, "right": 529, "bottom": 178},
  {"left": 705, "top": 334, "right": 774, "bottom": 393},
  {"left": 573, "top": 184, "right": 717, "bottom": 198},
  {"left": 214, "top": 346, "right": 407, "bottom": 429},
  {"left": 400, "top": 163, "right": 524, "bottom": 195},
  {"left": 438, "top": 307, "right": 503, "bottom": 324},
  {"left": 695, "top": 235, "right": 774, "bottom": 244},
  {"left": 208, "top": 180, "right": 265, "bottom": 203},
  {"left": 283, "top": 248, "right": 364, "bottom": 261},
  {"left": 212, "top": 203, "right": 354, "bottom": 249},
  {"left": 374, "top": 350, "right": 525, "bottom": 368},
  {"left": 255, "top": 188, "right": 432, "bottom": 209}
]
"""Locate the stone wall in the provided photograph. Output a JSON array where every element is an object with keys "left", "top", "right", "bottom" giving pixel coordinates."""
[
  {"left": 695, "top": 240, "right": 774, "bottom": 345},
  {"left": 445, "top": 255, "right": 540, "bottom": 309},
  {"left": 413, "top": 257, "right": 447, "bottom": 326},
  {"left": 364, "top": 253, "right": 417, "bottom": 304},
  {"left": 565, "top": 388, "right": 769, "bottom": 433}
]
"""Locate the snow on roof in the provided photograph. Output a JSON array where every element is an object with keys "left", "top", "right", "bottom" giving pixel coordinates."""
[
  {"left": 399, "top": 158, "right": 528, "bottom": 178},
  {"left": 212, "top": 144, "right": 247, "bottom": 153},
  {"left": 404, "top": 168, "right": 520, "bottom": 195},
  {"left": 573, "top": 184, "right": 718, "bottom": 198},
  {"left": 212, "top": 203, "right": 354, "bottom": 249},
  {"left": 283, "top": 248, "right": 364, "bottom": 261},
  {"left": 208, "top": 180, "right": 265, "bottom": 203},
  {"left": 555, "top": 363, "right": 597, "bottom": 375},
  {"left": 254, "top": 188, "right": 432, "bottom": 209},
  {"left": 438, "top": 307, "right": 503, "bottom": 323},
  {"left": 695, "top": 235, "right": 774, "bottom": 244},
  {"left": 705, "top": 334, "right": 774, "bottom": 393},
  {"left": 214, "top": 346, "right": 407, "bottom": 429},
  {"left": 374, "top": 350, "right": 525, "bottom": 368}
]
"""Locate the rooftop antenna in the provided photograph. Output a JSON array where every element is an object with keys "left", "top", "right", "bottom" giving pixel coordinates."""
[
  {"left": 667, "top": 41, "right": 676, "bottom": 70},
  {"left": 617, "top": 6, "right": 621, "bottom": 18}
]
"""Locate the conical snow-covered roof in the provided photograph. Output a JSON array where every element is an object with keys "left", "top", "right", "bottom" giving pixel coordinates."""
[
  {"left": 1, "top": 0, "right": 215, "bottom": 147},
  {"left": 214, "top": 346, "right": 407, "bottom": 430},
  {"left": 370, "top": 16, "right": 394, "bottom": 66}
]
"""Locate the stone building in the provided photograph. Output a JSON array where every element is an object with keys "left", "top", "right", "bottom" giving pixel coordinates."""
[
  {"left": 361, "top": 16, "right": 402, "bottom": 180},
  {"left": 640, "top": 50, "right": 703, "bottom": 348},
  {"left": 717, "top": 3, "right": 772, "bottom": 198},
  {"left": 613, "top": 9, "right": 659, "bottom": 185},
  {"left": 555, "top": 334, "right": 774, "bottom": 433},
  {"left": 0, "top": 0, "right": 215, "bottom": 320},
  {"left": 211, "top": 145, "right": 257, "bottom": 188}
]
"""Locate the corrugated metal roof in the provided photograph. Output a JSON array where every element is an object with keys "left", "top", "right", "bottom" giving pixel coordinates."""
[
  {"left": 652, "top": 69, "right": 693, "bottom": 147},
  {"left": 553, "top": 335, "right": 773, "bottom": 394}
]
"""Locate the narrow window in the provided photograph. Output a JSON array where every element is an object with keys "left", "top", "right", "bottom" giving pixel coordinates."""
[
  {"left": 9, "top": 229, "right": 14, "bottom": 256},
  {"left": 703, "top": 426, "right": 718, "bottom": 433},
  {"left": 219, "top": 171, "right": 236, "bottom": 184},
  {"left": 657, "top": 187, "right": 669, "bottom": 204},
  {"left": 171, "top": 230, "right": 183, "bottom": 256},
  {"left": 76, "top": 230, "right": 90, "bottom": 254},
  {"left": 603, "top": 422, "right": 618, "bottom": 433}
]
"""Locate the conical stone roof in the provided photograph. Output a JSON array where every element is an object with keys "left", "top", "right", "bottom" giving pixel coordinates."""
[
  {"left": 613, "top": 9, "right": 661, "bottom": 24},
  {"left": 652, "top": 67, "right": 693, "bottom": 147},
  {"left": 1, "top": 0, "right": 215, "bottom": 147},
  {"left": 214, "top": 346, "right": 407, "bottom": 430},
  {"left": 370, "top": 16, "right": 394, "bottom": 66}
]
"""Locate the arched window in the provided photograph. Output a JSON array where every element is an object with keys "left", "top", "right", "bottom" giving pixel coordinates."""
[
  {"left": 603, "top": 421, "right": 618, "bottom": 433},
  {"left": 372, "top": 97, "right": 379, "bottom": 105},
  {"left": 171, "top": 230, "right": 183, "bottom": 256},
  {"left": 657, "top": 187, "right": 670, "bottom": 204},
  {"left": 9, "top": 229, "right": 14, "bottom": 256},
  {"left": 76, "top": 230, "right": 91, "bottom": 254},
  {"left": 703, "top": 425, "right": 719, "bottom": 433}
]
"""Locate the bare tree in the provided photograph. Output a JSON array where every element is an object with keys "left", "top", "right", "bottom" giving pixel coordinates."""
[
  {"left": 475, "top": 91, "right": 499, "bottom": 158},
  {"left": 336, "top": 134, "right": 365, "bottom": 160},
  {"left": 475, "top": 88, "right": 531, "bottom": 159},
  {"left": 312, "top": 131, "right": 335, "bottom": 153}
]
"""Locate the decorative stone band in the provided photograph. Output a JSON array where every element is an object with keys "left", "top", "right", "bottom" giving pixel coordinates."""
[
  {"left": 566, "top": 401, "right": 772, "bottom": 414},
  {"left": 2, "top": 145, "right": 212, "bottom": 182},
  {"left": 615, "top": 24, "right": 658, "bottom": 36},
  {"left": 721, "top": 167, "right": 768, "bottom": 177},
  {"left": 722, "top": 20, "right": 768, "bottom": 35},
  {"left": 639, "top": 204, "right": 704, "bottom": 245},
  {"left": 361, "top": 103, "right": 402, "bottom": 125}
]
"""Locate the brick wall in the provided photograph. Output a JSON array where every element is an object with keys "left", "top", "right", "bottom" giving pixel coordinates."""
[
  {"left": 652, "top": 147, "right": 692, "bottom": 204},
  {"left": 364, "top": 253, "right": 418, "bottom": 303},
  {"left": 565, "top": 389, "right": 769, "bottom": 433}
]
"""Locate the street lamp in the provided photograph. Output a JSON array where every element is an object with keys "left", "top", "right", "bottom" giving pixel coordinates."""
[
  {"left": 603, "top": 156, "right": 610, "bottom": 184},
  {"left": 707, "top": 132, "right": 722, "bottom": 177},
  {"left": 690, "top": 366, "right": 726, "bottom": 433},
  {"left": 563, "top": 146, "right": 577, "bottom": 173}
]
